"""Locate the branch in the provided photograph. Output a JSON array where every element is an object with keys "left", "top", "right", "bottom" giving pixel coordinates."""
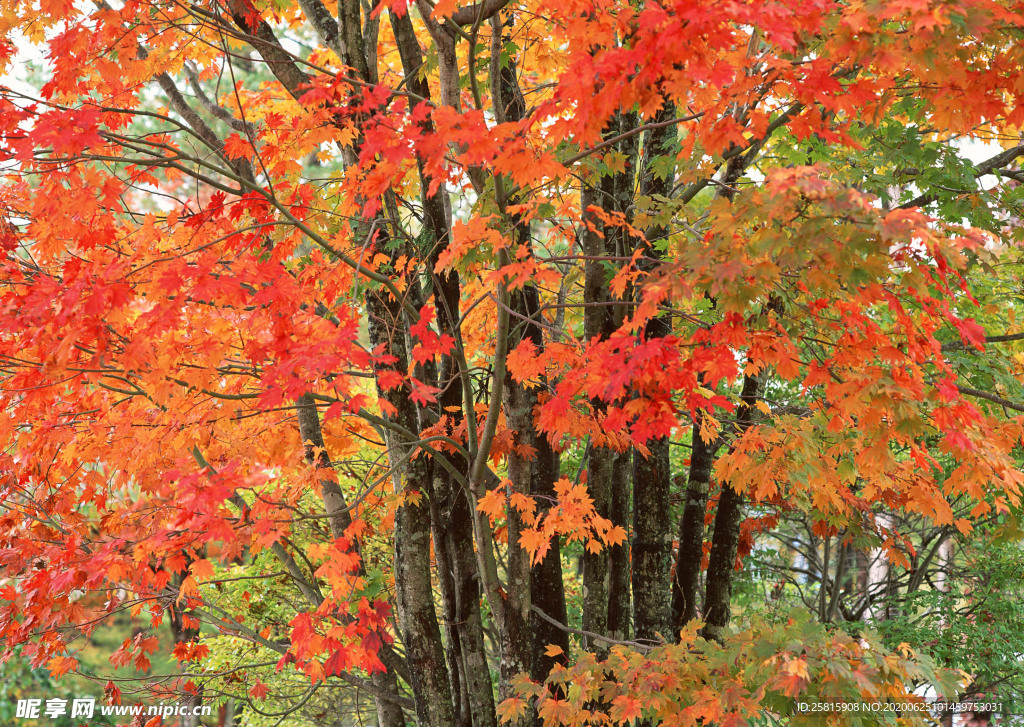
[
  {"left": 530, "top": 606, "right": 662, "bottom": 652},
  {"left": 956, "top": 385, "right": 1024, "bottom": 414},
  {"left": 450, "top": 0, "right": 511, "bottom": 25},
  {"left": 469, "top": 258, "right": 510, "bottom": 488},
  {"left": 215, "top": 0, "right": 315, "bottom": 100},
  {"left": 293, "top": 0, "right": 342, "bottom": 56},
  {"left": 183, "top": 62, "right": 256, "bottom": 133},
  {"left": 94, "top": 0, "right": 255, "bottom": 182},
  {"left": 563, "top": 112, "right": 703, "bottom": 168},
  {"left": 899, "top": 142, "right": 1024, "bottom": 209},
  {"left": 941, "top": 332, "right": 1024, "bottom": 351}
]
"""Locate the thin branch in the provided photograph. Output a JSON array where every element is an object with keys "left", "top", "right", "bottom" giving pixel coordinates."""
[
  {"left": 956, "top": 385, "right": 1024, "bottom": 413},
  {"left": 900, "top": 142, "right": 1024, "bottom": 209},
  {"left": 941, "top": 332, "right": 1024, "bottom": 351}
]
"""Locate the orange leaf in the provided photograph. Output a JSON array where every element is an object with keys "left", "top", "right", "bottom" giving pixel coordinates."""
[{"left": 477, "top": 487, "right": 507, "bottom": 523}]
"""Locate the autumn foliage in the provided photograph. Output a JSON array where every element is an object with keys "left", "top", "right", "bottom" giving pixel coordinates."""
[{"left": 2, "top": 0, "right": 1024, "bottom": 723}]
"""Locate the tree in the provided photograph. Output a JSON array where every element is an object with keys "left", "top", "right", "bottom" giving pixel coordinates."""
[{"left": 2, "top": 0, "right": 1024, "bottom": 724}]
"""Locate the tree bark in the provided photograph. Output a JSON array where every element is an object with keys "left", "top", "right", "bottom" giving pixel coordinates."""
[
  {"left": 368, "top": 294, "right": 456, "bottom": 727},
  {"left": 579, "top": 107, "right": 638, "bottom": 649},
  {"left": 607, "top": 451, "right": 631, "bottom": 643},
  {"left": 632, "top": 438, "right": 672, "bottom": 642},
  {"left": 701, "top": 372, "right": 760, "bottom": 642},
  {"left": 631, "top": 107, "right": 677, "bottom": 643},
  {"left": 580, "top": 183, "right": 614, "bottom": 647},
  {"left": 390, "top": 12, "right": 496, "bottom": 727},
  {"left": 492, "top": 9, "right": 570, "bottom": 692},
  {"left": 672, "top": 421, "right": 718, "bottom": 633}
]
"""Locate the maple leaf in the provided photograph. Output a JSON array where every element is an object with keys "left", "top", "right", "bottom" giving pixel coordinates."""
[
  {"left": 604, "top": 525, "right": 627, "bottom": 547},
  {"left": 477, "top": 487, "right": 507, "bottom": 523},
  {"left": 408, "top": 377, "right": 441, "bottom": 406},
  {"left": 609, "top": 695, "right": 643, "bottom": 724},
  {"left": 784, "top": 657, "right": 809, "bottom": 680},
  {"left": 249, "top": 680, "right": 271, "bottom": 699},
  {"left": 176, "top": 575, "right": 200, "bottom": 604},
  {"left": 537, "top": 696, "right": 574, "bottom": 726},
  {"left": 46, "top": 655, "right": 78, "bottom": 678},
  {"left": 519, "top": 528, "right": 553, "bottom": 566},
  {"left": 190, "top": 559, "right": 215, "bottom": 580},
  {"left": 496, "top": 697, "right": 529, "bottom": 724},
  {"left": 324, "top": 647, "right": 351, "bottom": 676},
  {"left": 509, "top": 491, "right": 538, "bottom": 525}
]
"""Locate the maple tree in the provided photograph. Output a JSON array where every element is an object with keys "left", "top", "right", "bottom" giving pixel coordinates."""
[{"left": 2, "top": 0, "right": 1024, "bottom": 723}]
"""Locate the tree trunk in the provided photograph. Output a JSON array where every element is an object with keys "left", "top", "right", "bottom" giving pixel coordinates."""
[
  {"left": 580, "top": 182, "right": 614, "bottom": 646},
  {"left": 630, "top": 106, "right": 679, "bottom": 644},
  {"left": 580, "top": 107, "right": 638, "bottom": 648},
  {"left": 632, "top": 438, "right": 672, "bottom": 642},
  {"left": 607, "top": 451, "right": 631, "bottom": 643},
  {"left": 672, "top": 420, "right": 717, "bottom": 633},
  {"left": 493, "top": 9, "right": 571, "bottom": 691},
  {"left": 388, "top": 12, "right": 497, "bottom": 727},
  {"left": 367, "top": 294, "right": 456, "bottom": 727},
  {"left": 701, "top": 372, "right": 760, "bottom": 642}
]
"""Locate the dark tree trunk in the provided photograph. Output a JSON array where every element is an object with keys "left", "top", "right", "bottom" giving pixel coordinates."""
[
  {"left": 673, "top": 148, "right": 756, "bottom": 641},
  {"left": 632, "top": 437, "right": 673, "bottom": 642},
  {"left": 631, "top": 106, "right": 678, "bottom": 644},
  {"left": 492, "top": 9, "right": 570, "bottom": 692},
  {"left": 392, "top": 462, "right": 458, "bottom": 727},
  {"left": 605, "top": 112, "right": 639, "bottom": 646},
  {"left": 672, "top": 421, "right": 718, "bottom": 633},
  {"left": 368, "top": 294, "right": 456, "bottom": 727},
  {"left": 701, "top": 372, "right": 760, "bottom": 642},
  {"left": 701, "top": 481, "right": 744, "bottom": 643},
  {"left": 580, "top": 107, "right": 638, "bottom": 649},
  {"left": 527, "top": 430, "right": 570, "bottom": 682},
  {"left": 580, "top": 182, "right": 615, "bottom": 646},
  {"left": 389, "top": 13, "right": 496, "bottom": 727},
  {"left": 316, "top": 3, "right": 456, "bottom": 722},
  {"left": 607, "top": 451, "right": 632, "bottom": 643}
]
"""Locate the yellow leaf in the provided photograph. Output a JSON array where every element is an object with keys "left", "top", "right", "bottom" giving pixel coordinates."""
[
  {"left": 519, "top": 528, "right": 552, "bottom": 565},
  {"left": 785, "top": 657, "right": 809, "bottom": 679},
  {"left": 610, "top": 695, "right": 643, "bottom": 724},
  {"left": 699, "top": 414, "right": 720, "bottom": 443},
  {"left": 496, "top": 697, "right": 528, "bottom": 724},
  {"left": 509, "top": 492, "right": 537, "bottom": 524},
  {"left": 544, "top": 644, "right": 563, "bottom": 657}
]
